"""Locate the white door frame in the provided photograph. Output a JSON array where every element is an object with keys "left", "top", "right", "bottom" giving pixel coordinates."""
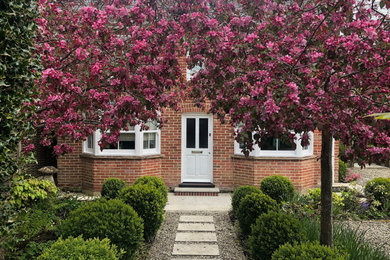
[{"left": 181, "top": 113, "right": 213, "bottom": 183}]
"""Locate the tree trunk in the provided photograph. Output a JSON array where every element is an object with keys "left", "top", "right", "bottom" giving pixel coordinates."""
[{"left": 320, "top": 129, "right": 334, "bottom": 247}]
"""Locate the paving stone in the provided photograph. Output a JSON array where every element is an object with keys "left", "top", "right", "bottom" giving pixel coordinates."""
[
  {"left": 171, "top": 258, "right": 220, "bottom": 260},
  {"left": 172, "top": 243, "right": 219, "bottom": 256},
  {"left": 175, "top": 232, "right": 217, "bottom": 242},
  {"left": 177, "top": 223, "right": 215, "bottom": 232},
  {"left": 179, "top": 215, "right": 214, "bottom": 223}
]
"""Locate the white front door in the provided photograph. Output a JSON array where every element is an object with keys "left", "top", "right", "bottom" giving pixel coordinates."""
[{"left": 181, "top": 114, "right": 213, "bottom": 183}]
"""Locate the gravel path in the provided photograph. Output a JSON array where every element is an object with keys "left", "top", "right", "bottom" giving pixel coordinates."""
[
  {"left": 148, "top": 211, "right": 245, "bottom": 260},
  {"left": 350, "top": 164, "right": 390, "bottom": 187},
  {"left": 344, "top": 220, "right": 390, "bottom": 257}
]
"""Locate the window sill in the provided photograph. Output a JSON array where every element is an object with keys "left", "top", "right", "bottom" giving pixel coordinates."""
[
  {"left": 231, "top": 154, "right": 317, "bottom": 161},
  {"left": 81, "top": 153, "right": 164, "bottom": 160}
]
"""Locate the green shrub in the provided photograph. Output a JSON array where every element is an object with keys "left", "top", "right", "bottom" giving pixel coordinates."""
[
  {"left": 9, "top": 240, "right": 55, "bottom": 260},
  {"left": 340, "top": 188, "right": 361, "bottom": 214},
  {"left": 237, "top": 193, "right": 278, "bottom": 237},
  {"left": 338, "top": 160, "right": 348, "bottom": 182},
  {"left": 38, "top": 236, "right": 124, "bottom": 260},
  {"left": 364, "top": 177, "right": 390, "bottom": 208},
  {"left": 304, "top": 188, "right": 345, "bottom": 215},
  {"left": 4, "top": 206, "right": 58, "bottom": 259},
  {"left": 271, "top": 241, "right": 348, "bottom": 260},
  {"left": 9, "top": 176, "right": 58, "bottom": 208},
  {"left": 120, "top": 183, "right": 164, "bottom": 241},
  {"left": 101, "top": 178, "right": 126, "bottom": 199},
  {"left": 249, "top": 211, "right": 304, "bottom": 260},
  {"left": 232, "top": 185, "right": 262, "bottom": 216},
  {"left": 60, "top": 199, "right": 143, "bottom": 258},
  {"left": 133, "top": 176, "right": 168, "bottom": 205},
  {"left": 14, "top": 208, "right": 56, "bottom": 242},
  {"left": 282, "top": 193, "right": 321, "bottom": 219},
  {"left": 260, "top": 175, "right": 295, "bottom": 204},
  {"left": 51, "top": 197, "right": 85, "bottom": 220}
]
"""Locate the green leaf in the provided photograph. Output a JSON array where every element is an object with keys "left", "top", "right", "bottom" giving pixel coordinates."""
[{"left": 364, "top": 113, "right": 390, "bottom": 120}]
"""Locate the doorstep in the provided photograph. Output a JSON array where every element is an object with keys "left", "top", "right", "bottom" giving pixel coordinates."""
[{"left": 174, "top": 187, "right": 220, "bottom": 196}]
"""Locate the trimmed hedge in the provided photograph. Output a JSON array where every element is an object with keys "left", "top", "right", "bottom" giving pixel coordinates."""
[
  {"left": 232, "top": 185, "right": 262, "bottom": 216},
  {"left": 120, "top": 183, "right": 164, "bottom": 241},
  {"left": 133, "top": 176, "right": 168, "bottom": 205},
  {"left": 260, "top": 175, "right": 295, "bottom": 204},
  {"left": 38, "top": 236, "right": 123, "bottom": 260},
  {"left": 272, "top": 241, "right": 348, "bottom": 260},
  {"left": 364, "top": 177, "right": 390, "bottom": 207},
  {"left": 60, "top": 199, "right": 143, "bottom": 259},
  {"left": 237, "top": 193, "right": 278, "bottom": 237},
  {"left": 101, "top": 178, "right": 126, "bottom": 199},
  {"left": 338, "top": 160, "right": 348, "bottom": 183},
  {"left": 249, "top": 211, "right": 304, "bottom": 260}
]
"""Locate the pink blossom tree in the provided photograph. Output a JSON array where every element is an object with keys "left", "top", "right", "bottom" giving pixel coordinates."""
[
  {"left": 183, "top": 0, "right": 390, "bottom": 246},
  {"left": 32, "top": 0, "right": 389, "bottom": 247},
  {"left": 32, "top": 0, "right": 186, "bottom": 153}
]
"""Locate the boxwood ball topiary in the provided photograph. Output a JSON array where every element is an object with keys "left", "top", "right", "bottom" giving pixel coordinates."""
[
  {"left": 101, "top": 178, "right": 126, "bottom": 199},
  {"left": 232, "top": 185, "right": 262, "bottom": 216},
  {"left": 38, "top": 236, "right": 124, "bottom": 260},
  {"left": 271, "top": 241, "right": 349, "bottom": 260},
  {"left": 364, "top": 177, "right": 390, "bottom": 207},
  {"left": 260, "top": 175, "right": 295, "bottom": 204},
  {"left": 237, "top": 192, "right": 278, "bottom": 237},
  {"left": 249, "top": 211, "right": 304, "bottom": 260},
  {"left": 120, "top": 183, "right": 165, "bottom": 241},
  {"left": 133, "top": 176, "right": 168, "bottom": 206},
  {"left": 60, "top": 199, "right": 143, "bottom": 259}
]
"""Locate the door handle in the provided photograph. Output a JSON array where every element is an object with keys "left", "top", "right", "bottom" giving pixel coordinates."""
[{"left": 191, "top": 150, "right": 203, "bottom": 154}]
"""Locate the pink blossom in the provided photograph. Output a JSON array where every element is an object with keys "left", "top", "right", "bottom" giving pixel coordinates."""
[
  {"left": 245, "top": 33, "right": 258, "bottom": 43},
  {"left": 364, "top": 27, "right": 377, "bottom": 40},
  {"left": 281, "top": 55, "right": 293, "bottom": 64}
]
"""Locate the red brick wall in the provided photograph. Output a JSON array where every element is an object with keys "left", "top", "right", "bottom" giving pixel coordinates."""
[
  {"left": 80, "top": 155, "right": 162, "bottom": 193},
  {"left": 233, "top": 157, "right": 255, "bottom": 186},
  {"left": 57, "top": 139, "right": 83, "bottom": 191},
  {"left": 231, "top": 130, "right": 339, "bottom": 191}
]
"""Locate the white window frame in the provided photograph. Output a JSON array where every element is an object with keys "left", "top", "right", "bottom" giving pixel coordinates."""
[
  {"left": 187, "top": 64, "right": 203, "bottom": 82},
  {"left": 82, "top": 124, "right": 160, "bottom": 156},
  {"left": 83, "top": 134, "right": 95, "bottom": 154},
  {"left": 234, "top": 132, "right": 314, "bottom": 157},
  {"left": 142, "top": 121, "right": 160, "bottom": 155}
]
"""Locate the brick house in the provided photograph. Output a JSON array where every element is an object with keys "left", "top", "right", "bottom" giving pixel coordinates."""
[{"left": 57, "top": 61, "right": 339, "bottom": 194}]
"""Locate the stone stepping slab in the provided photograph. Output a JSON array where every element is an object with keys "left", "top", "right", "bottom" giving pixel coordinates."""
[
  {"left": 175, "top": 232, "right": 217, "bottom": 242},
  {"left": 171, "top": 258, "right": 220, "bottom": 260},
  {"left": 177, "top": 223, "right": 216, "bottom": 232},
  {"left": 172, "top": 243, "right": 220, "bottom": 256},
  {"left": 179, "top": 215, "right": 214, "bottom": 223}
]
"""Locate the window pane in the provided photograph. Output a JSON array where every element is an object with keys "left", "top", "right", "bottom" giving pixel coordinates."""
[
  {"left": 119, "top": 133, "right": 135, "bottom": 149},
  {"left": 186, "top": 118, "right": 196, "bottom": 148},
  {"left": 199, "top": 118, "right": 208, "bottom": 148},
  {"left": 104, "top": 143, "right": 117, "bottom": 150},
  {"left": 145, "top": 120, "right": 158, "bottom": 131},
  {"left": 260, "top": 137, "right": 277, "bottom": 150},
  {"left": 278, "top": 136, "right": 296, "bottom": 151},
  {"left": 87, "top": 135, "right": 93, "bottom": 149},
  {"left": 143, "top": 133, "right": 156, "bottom": 149}
]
